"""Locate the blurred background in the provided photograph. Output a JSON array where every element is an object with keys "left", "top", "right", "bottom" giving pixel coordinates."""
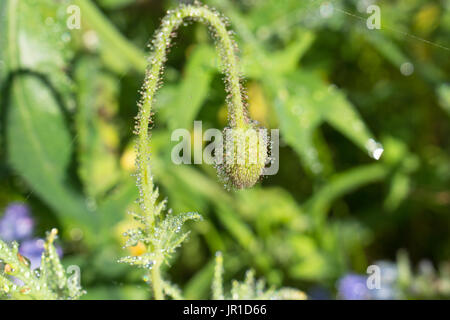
[{"left": 0, "top": 0, "right": 449, "bottom": 299}]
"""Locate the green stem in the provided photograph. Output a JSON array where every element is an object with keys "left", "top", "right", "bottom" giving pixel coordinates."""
[
  {"left": 136, "top": 3, "right": 248, "bottom": 300},
  {"left": 136, "top": 4, "right": 247, "bottom": 230},
  {"left": 151, "top": 261, "right": 164, "bottom": 300}
]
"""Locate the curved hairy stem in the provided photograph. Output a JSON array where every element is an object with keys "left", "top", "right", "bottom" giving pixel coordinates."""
[
  {"left": 133, "top": 3, "right": 247, "bottom": 299},
  {"left": 137, "top": 4, "right": 247, "bottom": 223}
]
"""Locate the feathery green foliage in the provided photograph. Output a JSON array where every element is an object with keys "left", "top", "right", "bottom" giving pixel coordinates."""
[{"left": 0, "top": 229, "right": 84, "bottom": 300}]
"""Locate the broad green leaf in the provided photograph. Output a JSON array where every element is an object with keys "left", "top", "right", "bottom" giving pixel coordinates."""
[
  {"left": 322, "top": 84, "right": 380, "bottom": 152},
  {"left": 1, "top": 0, "right": 98, "bottom": 239},
  {"left": 0, "top": 0, "right": 75, "bottom": 106},
  {"left": 242, "top": 30, "right": 315, "bottom": 78},
  {"left": 0, "top": 0, "right": 74, "bottom": 147},
  {"left": 272, "top": 75, "right": 324, "bottom": 175},
  {"left": 272, "top": 70, "right": 383, "bottom": 175},
  {"left": 7, "top": 75, "right": 97, "bottom": 236}
]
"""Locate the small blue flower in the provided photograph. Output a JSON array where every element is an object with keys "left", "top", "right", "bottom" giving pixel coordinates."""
[
  {"left": 19, "top": 238, "right": 63, "bottom": 270},
  {"left": 19, "top": 238, "right": 46, "bottom": 270},
  {"left": 338, "top": 274, "right": 371, "bottom": 300},
  {"left": 0, "top": 203, "right": 34, "bottom": 241}
]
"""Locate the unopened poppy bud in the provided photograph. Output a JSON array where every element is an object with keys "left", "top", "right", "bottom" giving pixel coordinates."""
[{"left": 218, "top": 124, "right": 268, "bottom": 189}]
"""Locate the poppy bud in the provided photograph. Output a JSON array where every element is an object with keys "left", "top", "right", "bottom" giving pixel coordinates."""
[{"left": 217, "top": 124, "right": 268, "bottom": 189}]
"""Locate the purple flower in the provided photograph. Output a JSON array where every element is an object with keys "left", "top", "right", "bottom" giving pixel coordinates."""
[
  {"left": 19, "top": 238, "right": 46, "bottom": 270},
  {"left": 338, "top": 274, "right": 371, "bottom": 300},
  {"left": 19, "top": 238, "right": 63, "bottom": 270},
  {"left": 0, "top": 203, "right": 34, "bottom": 241}
]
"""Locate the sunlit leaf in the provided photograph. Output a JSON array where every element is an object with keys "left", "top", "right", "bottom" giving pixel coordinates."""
[
  {"left": 273, "top": 70, "right": 383, "bottom": 175},
  {"left": 6, "top": 75, "right": 97, "bottom": 236}
]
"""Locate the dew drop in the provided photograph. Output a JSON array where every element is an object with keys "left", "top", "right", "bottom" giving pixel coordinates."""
[
  {"left": 366, "top": 138, "right": 384, "bottom": 160},
  {"left": 61, "top": 32, "right": 71, "bottom": 43},
  {"left": 400, "top": 62, "right": 414, "bottom": 76},
  {"left": 320, "top": 2, "right": 334, "bottom": 18}
]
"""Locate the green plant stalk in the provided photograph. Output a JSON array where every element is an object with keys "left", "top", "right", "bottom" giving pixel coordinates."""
[
  {"left": 135, "top": 4, "right": 247, "bottom": 299},
  {"left": 151, "top": 259, "right": 163, "bottom": 300}
]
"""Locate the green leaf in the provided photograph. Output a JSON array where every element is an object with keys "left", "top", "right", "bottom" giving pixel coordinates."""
[
  {"left": 242, "top": 30, "right": 315, "bottom": 78},
  {"left": 272, "top": 75, "right": 323, "bottom": 175},
  {"left": 384, "top": 171, "right": 411, "bottom": 211},
  {"left": 0, "top": 0, "right": 75, "bottom": 106},
  {"left": 272, "top": 70, "right": 383, "bottom": 175},
  {"left": 0, "top": 0, "right": 75, "bottom": 148},
  {"left": 366, "top": 31, "right": 409, "bottom": 68},
  {"left": 7, "top": 75, "right": 97, "bottom": 236},
  {"left": 0, "top": 0, "right": 100, "bottom": 238}
]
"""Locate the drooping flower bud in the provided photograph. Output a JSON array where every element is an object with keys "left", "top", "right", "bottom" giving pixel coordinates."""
[{"left": 217, "top": 124, "right": 268, "bottom": 189}]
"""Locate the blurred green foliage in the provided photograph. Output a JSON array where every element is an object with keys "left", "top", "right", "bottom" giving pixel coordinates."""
[{"left": 0, "top": 0, "right": 449, "bottom": 299}]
